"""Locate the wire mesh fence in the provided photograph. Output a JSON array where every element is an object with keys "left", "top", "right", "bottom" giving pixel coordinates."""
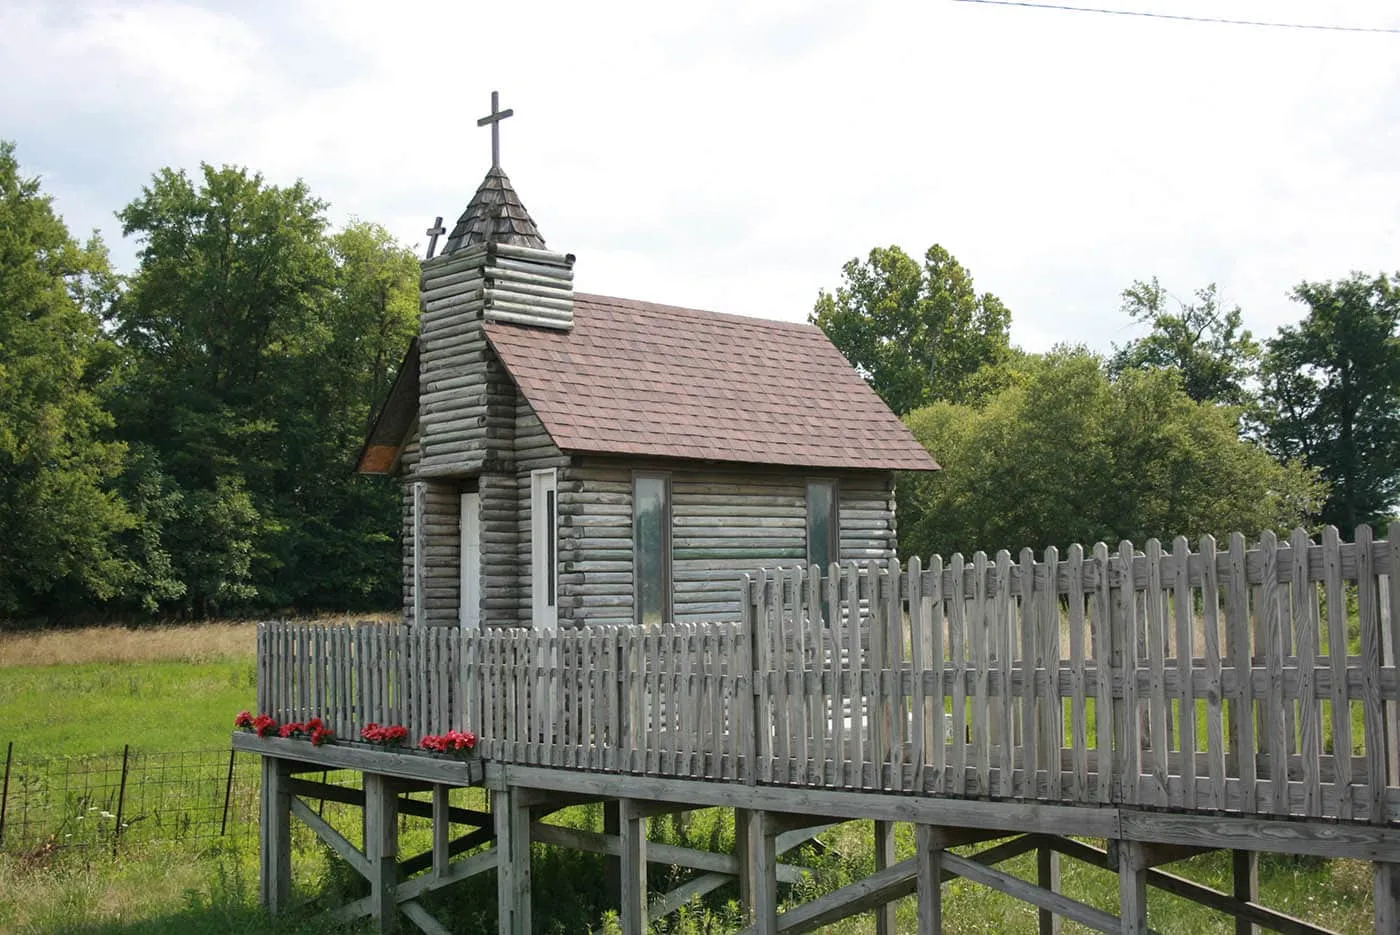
[{"left": 0, "top": 743, "right": 266, "bottom": 855}]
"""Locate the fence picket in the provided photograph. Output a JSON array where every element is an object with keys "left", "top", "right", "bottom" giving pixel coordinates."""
[
  {"left": 949, "top": 553, "right": 968, "bottom": 797},
  {"left": 1323, "top": 526, "right": 1352, "bottom": 820},
  {"left": 1356, "top": 526, "right": 1387, "bottom": 823},
  {"left": 1145, "top": 539, "right": 1169, "bottom": 807},
  {"left": 1260, "top": 531, "right": 1289, "bottom": 814},
  {"left": 1018, "top": 547, "right": 1038, "bottom": 800},
  {"left": 1039, "top": 546, "right": 1062, "bottom": 802},
  {"left": 927, "top": 555, "right": 946, "bottom": 796}
]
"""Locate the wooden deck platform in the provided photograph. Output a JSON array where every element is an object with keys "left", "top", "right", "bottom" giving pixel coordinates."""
[{"left": 246, "top": 526, "right": 1400, "bottom": 934}]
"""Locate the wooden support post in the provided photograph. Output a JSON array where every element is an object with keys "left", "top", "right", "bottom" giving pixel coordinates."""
[
  {"left": 432, "top": 784, "right": 450, "bottom": 880},
  {"left": 365, "top": 773, "right": 400, "bottom": 934},
  {"left": 605, "top": 799, "right": 622, "bottom": 906},
  {"left": 1376, "top": 862, "right": 1399, "bottom": 935},
  {"left": 742, "top": 810, "right": 778, "bottom": 935},
  {"left": 1232, "top": 850, "right": 1258, "bottom": 935},
  {"left": 916, "top": 824, "right": 943, "bottom": 935},
  {"left": 260, "top": 757, "right": 292, "bottom": 915},
  {"left": 1118, "top": 840, "right": 1148, "bottom": 935},
  {"left": 1038, "top": 844, "right": 1061, "bottom": 935},
  {"left": 619, "top": 799, "right": 648, "bottom": 935},
  {"left": 875, "top": 820, "right": 897, "bottom": 935},
  {"left": 494, "top": 787, "right": 531, "bottom": 935},
  {"left": 735, "top": 808, "right": 753, "bottom": 920}
]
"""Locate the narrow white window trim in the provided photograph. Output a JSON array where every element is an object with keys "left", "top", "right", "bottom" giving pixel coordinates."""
[
  {"left": 459, "top": 491, "right": 481, "bottom": 630},
  {"left": 530, "top": 469, "right": 558, "bottom": 629},
  {"left": 412, "top": 481, "right": 426, "bottom": 627}
]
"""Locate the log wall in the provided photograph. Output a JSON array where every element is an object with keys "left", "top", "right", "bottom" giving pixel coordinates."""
[
  {"left": 399, "top": 432, "right": 465, "bottom": 627},
  {"left": 560, "top": 459, "right": 897, "bottom": 627}
]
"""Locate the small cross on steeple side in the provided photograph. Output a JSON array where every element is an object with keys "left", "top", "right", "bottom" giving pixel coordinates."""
[
  {"left": 424, "top": 216, "right": 446, "bottom": 260},
  {"left": 477, "top": 90, "right": 514, "bottom": 169}
]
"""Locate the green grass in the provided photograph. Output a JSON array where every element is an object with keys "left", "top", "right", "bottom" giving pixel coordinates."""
[
  {"left": 0, "top": 814, "right": 1377, "bottom": 934},
  {"left": 0, "top": 660, "right": 257, "bottom": 755}
]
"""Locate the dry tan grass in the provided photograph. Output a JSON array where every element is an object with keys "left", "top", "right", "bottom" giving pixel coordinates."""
[{"left": 0, "top": 614, "right": 393, "bottom": 667}]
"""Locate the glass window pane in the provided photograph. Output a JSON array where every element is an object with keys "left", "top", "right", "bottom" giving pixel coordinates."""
[
  {"left": 546, "top": 489, "right": 556, "bottom": 605},
  {"left": 635, "top": 476, "right": 670, "bottom": 626},
  {"left": 807, "top": 481, "right": 837, "bottom": 571}
]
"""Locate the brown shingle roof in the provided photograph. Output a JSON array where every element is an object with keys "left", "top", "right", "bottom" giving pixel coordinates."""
[{"left": 484, "top": 294, "right": 939, "bottom": 472}]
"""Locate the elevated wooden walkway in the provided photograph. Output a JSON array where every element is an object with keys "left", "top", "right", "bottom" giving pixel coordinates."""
[{"left": 245, "top": 526, "right": 1400, "bottom": 934}]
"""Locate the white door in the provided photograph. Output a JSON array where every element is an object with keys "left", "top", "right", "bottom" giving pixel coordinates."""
[
  {"left": 530, "top": 469, "right": 558, "bottom": 629},
  {"left": 459, "top": 491, "right": 481, "bottom": 630}
]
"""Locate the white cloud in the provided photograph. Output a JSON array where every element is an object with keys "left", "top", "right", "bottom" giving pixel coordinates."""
[{"left": 2, "top": 0, "right": 1398, "bottom": 353}]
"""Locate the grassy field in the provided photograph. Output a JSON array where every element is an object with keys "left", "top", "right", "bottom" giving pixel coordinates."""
[{"left": 0, "top": 622, "right": 1382, "bottom": 933}]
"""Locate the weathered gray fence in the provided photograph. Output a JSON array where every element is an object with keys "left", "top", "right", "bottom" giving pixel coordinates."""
[
  {"left": 256, "top": 526, "right": 1400, "bottom": 824},
  {"left": 747, "top": 526, "right": 1399, "bottom": 824}
]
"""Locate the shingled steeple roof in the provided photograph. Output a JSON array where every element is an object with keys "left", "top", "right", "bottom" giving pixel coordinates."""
[{"left": 442, "top": 166, "right": 547, "bottom": 253}]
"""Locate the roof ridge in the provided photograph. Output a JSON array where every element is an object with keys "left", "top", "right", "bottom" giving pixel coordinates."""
[{"left": 574, "top": 292, "right": 822, "bottom": 334}]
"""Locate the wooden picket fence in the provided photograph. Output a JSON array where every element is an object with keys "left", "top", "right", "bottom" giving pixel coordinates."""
[
  {"left": 257, "top": 621, "right": 467, "bottom": 745},
  {"left": 747, "top": 526, "right": 1400, "bottom": 822},
  {"left": 256, "top": 526, "right": 1400, "bottom": 823}
]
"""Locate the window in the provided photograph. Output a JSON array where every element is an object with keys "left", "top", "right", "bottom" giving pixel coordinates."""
[
  {"left": 531, "top": 469, "right": 557, "bottom": 629},
  {"left": 806, "top": 480, "right": 839, "bottom": 572},
  {"left": 633, "top": 473, "right": 672, "bottom": 626}
]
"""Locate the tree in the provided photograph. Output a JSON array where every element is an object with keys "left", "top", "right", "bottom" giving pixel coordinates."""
[
  {"left": 898, "top": 348, "right": 1322, "bottom": 558},
  {"left": 1108, "top": 278, "right": 1260, "bottom": 406},
  {"left": 259, "top": 222, "right": 419, "bottom": 611},
  {"left": 0, "top": 141, "right": 134, "bottom": 616},
  {"left": 109, "top": 167, "right": 418, "bottom": 615},
  {"left": 811, "top": 244, "right": 1012, "bottom": 414},
  {"left": 1258, "top": 273, "right": 1400, "bottom": 531}
]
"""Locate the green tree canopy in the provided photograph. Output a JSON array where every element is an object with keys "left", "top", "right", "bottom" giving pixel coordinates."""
[
  {"left": 811, "top": 244, "right": 1012, "bottom": 414},
  {"left": 1108, "top": 278, "right": 1259, "bottom": 406},
  {"left": 898, "top": 348, "right": 1322, "bottom": 558},
  {"left": 1258, "top": 273, "right": 1400, "bottom": 531},
  {"left": 109, "top": 166, "right": 415, "bottom": 615},
  {"left": 0, "top": 141, "right": 134, "bottom": 616}
]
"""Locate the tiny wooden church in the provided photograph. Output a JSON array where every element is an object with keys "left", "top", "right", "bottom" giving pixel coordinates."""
[{"left": 358, "top": 96, "right": 937, "bottom": 630}]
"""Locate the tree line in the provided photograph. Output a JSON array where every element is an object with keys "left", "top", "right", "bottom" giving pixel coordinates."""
[
  {"left": 811, "top": 245, "right": 1400, "bottom": 558},
  {"left": 5, "top": 135, "right": 1397, "bottom": 622},
  {"left": 1, "top": 142, "right": 418, "bottom": 621}
]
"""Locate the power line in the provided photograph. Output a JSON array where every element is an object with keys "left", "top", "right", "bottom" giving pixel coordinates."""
[{"left": 950, "top": 0, "right": 1400, "bottom": 34}]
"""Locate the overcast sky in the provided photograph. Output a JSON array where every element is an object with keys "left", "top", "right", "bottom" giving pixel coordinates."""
[{"left": 3, "top": 0, "right": 1398, "bottom": 352}]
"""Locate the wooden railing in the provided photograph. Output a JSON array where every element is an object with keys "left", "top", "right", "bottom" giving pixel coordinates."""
[
  {"left": 255, "top": 526, "right": 1400, "bottom": 823},
  {"left": 747, "top": 526, "right": 1400, "bottom": 822},
  {"left": 257, "top": 621, "right": 467, "bottom": 746}
]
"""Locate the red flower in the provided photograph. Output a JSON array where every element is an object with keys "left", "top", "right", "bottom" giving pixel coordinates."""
[
  {"left": 310, "top": 726, "right": 334, "bottom": 747},
  {"left": 234, "top": 711, "right": 253, "bottom": 729},
  {"left": 252, "top": 714, "right": 278, "bottom": 738},
  {"left": 361, "top": 722, "right": 408, "bottom": 746},
  {"left": 420, "top": 730, "right": 478, "bottom": 755}
]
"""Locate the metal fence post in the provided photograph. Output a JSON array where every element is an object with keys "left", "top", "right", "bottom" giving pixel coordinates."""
[
  {"left": 112, "top": 744, "right": 130, "bottom": 857},
  {"left": 220, "top": 747, "right": 236, "bottom": 836},
  {"left": 0, "top": 740, "right": 12, "bottom": 847}
]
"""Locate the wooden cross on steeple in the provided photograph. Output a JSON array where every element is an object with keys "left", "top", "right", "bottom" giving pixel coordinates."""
[
  {"left": 477, "top": 90, "right": 514, "bottom": 169},
  {"left": 424, "top": 216, "right": 445, "bottom": 260}
]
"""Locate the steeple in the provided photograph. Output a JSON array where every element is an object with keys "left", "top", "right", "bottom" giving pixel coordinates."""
[
  {"left": 442, "top": 166, "right": 547, "bottom": 253},
  {"left": 440, "top": 91, "right": 547, "bottom": 254}
]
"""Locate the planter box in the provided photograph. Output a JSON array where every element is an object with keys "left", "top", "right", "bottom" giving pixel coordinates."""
[{"left": 231, "top": 732, "right": 484, "bottom": 785}]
